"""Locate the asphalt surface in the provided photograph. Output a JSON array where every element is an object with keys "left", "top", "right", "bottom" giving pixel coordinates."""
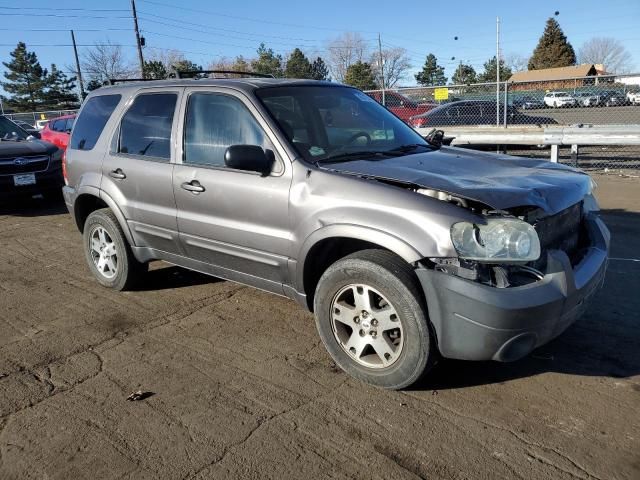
[{"left": 0, "top": 174, "right": 638, "bottom": 480}]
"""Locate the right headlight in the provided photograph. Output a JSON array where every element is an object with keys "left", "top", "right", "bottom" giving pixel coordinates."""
[{"left": 451, "top": 218, "right": 541, "bottom": 263}]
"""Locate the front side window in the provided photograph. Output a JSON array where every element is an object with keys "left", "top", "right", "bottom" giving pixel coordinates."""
[
  {"left": 70, "top": 94, "right": 121, "bottom": 151},
  {"left": 118, "top": 93, "right": 177, "bottom": 160},
  {"left": 183, "top": 93, "right": 268, "bottom": 168}
]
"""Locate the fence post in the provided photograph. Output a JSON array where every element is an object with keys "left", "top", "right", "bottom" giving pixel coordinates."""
[
  {"left": 550, "top": 145, "right": 559, "bottom": 163},
  {"left": 503, "top": 81, "right": 509, "bottom": 127},
  {"left": 571, "top": 144, "right": 579, "bottom": 168}
]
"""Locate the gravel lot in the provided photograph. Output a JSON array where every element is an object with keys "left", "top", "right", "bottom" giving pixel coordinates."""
[{"left": 0, "top": 174, "right": 638, "bottom": 480}]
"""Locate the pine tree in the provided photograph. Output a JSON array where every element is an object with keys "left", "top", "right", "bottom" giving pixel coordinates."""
[
  {"left": 232, "top": 56, "right": 251, "bottom": 72},
  {"left": 251, "top": 43, "right": 283, "bottom": 77},
  {"left": 311, "top": 57, "right": 330, "bottom": 81},
  {"left": 477, "top": 56, "right": 512, "bottom": 82},
  {"left": 44, "top": 64, "right": 78, "bottom": 108},
  {"left": 451, "top": 63, "right": 477, "bottom": 85},
  {"left": 284, "top": 48, "right": 313, "bottom": 79},
  {"left": 1, "top": 42, "right": 48, "bottom": 112},
  {"left": 415, "top": 54, "right": 447, "bottom": 86},
  {"left": 171, "top": 59, "right": 202, "bottom": 78},
  {"left": 344, "top": 61, "right": 377, "bottom": 90},
  {"left": 528, "top": 18, "right": 576, "bottom": 70},
  {"left": 143, "top": 60, "right": 168, "bottom": 79}
]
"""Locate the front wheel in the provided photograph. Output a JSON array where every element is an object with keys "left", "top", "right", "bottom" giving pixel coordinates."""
[
  {"left": 314, "top": 249, "right": 436, "bottom": 389},
  {"left": 83, "top": 208, "right": 147, "bottom": 290}
]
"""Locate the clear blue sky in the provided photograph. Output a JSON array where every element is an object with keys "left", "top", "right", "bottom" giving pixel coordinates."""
[{"left": 1, "top": 0, "right": 639, "bottom": 89}]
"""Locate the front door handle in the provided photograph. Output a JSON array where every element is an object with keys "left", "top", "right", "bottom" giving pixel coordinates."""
[
  {"left": 109, "top": 168, "right": 126, "bottom": 179},
  {"left": 181, "top": 180, "right": 205, "bottom": 193}
]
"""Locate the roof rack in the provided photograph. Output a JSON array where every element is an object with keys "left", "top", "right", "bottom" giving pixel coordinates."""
[
  {"left": 104, "top": 78, "right": 157, "bottom": 85},
  {"left": 175, "top": 69, "right": 275, "bottom": 79}
]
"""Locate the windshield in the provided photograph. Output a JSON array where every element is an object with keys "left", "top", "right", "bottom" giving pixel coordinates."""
[
  {"left": 256, "top": 85, "right": 432, "bottom": 163},
  {"left": 0, "top": 116, "right": 29, "bottom": 140}
]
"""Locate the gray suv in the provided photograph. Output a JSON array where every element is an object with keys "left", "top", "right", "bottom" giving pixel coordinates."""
[{"left": 63, "top": 77, "right": 609, "bottom": 389}]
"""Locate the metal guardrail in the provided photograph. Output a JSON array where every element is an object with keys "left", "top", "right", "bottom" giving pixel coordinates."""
[{"left": 416, "top": 124, "right": 640, "bottom": 165}]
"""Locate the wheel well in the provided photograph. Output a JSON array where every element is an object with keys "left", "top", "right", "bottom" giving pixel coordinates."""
[
  {"left": 303, "top": 237, "right": 395, "bottom": 311},
  {"left": 74, "top": 194, "right": 108, "bottom": 233}
]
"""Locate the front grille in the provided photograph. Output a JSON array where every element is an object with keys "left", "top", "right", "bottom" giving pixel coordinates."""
[
  {"left": 530, "top": 202, "right": 584, "bottom": 271},
  {"left": 0, "top": 155, "right": 50, "bottom": 175}
]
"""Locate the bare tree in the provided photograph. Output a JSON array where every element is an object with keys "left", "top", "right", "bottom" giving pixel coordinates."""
[
  {"left": 370, "top": 47, "right": 411, "bottom": 88},
  {"left": 578, "top": 37, "right": 633, "bottom": 73},
  {"left": 504, "top": 53, "right": 529, "bottom": 73},
  {"left": 81, "top": 41, "right": 135, "bottom": 84},
  {"left": 145, "top": 49, "right": 188, "bottom": 74},
  {"left": 326, "top": 32, "right": 369, "bottom": 83}
]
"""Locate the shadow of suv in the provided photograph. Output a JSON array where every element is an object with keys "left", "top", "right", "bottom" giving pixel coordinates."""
[{"left": 64, "top": 77, "right": 609, "bottom": 390}]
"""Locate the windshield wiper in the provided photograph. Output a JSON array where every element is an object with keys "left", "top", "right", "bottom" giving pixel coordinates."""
[
  {"left": 384, "top": 143, "right": 432, "bottom": 154},
  {"left": 317, "top": 150, "right": 395, "bottom": 165}
]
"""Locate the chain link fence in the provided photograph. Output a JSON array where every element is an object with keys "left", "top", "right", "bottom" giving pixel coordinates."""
[
  {"left": 3, "top": 109, "right": 78, "bottom": 128},
  {"left": 366, "top": 73, "right": 640, "bottom": 171}
]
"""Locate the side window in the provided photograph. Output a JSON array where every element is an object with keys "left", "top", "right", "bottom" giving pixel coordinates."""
[
  {"left": 70, "top": 94, "right": 121, "bottom": 151},
  {"left": 184, "top": 93, "right": 269, "bottom": 168},
  {"left": 119, "top": 93, "right": 177, "bottom": 160},
  {"left": 65, "top": 117, "right": 75, "bottom": 132},
  {"left": 51, "top": 120, "right": 62, "bottom": 132}
]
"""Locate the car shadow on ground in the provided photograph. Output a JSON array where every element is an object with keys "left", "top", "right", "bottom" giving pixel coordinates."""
[
  {"left": 0, "top": 194, "right": 67, "bottom": 217},
  {"left": 412, "top": 207, "right": 640, "bottom": 391},
  {"left": 134, "top": 264, "right": 222, "bottom": 292}
]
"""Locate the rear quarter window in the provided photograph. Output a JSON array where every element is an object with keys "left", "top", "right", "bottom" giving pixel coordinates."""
[{"left": 70, "top": 94, "right": 121, "bottom": 151}]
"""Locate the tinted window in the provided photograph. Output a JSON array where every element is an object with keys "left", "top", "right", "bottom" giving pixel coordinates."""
[
  {"left": 70, "top": 94, "right": 121, "bottom": 150},
  {"left": 51, "top": 119, "right": 63, "bottom": 132},
  {"left": 119, "top": 93, "right": 176, "bottom": 160},
  {"left": 65, "top": 117, "right": 75, "bottom": 132},
  {"left": 184, "top": 93, "right": 268, "bottom": 168}
]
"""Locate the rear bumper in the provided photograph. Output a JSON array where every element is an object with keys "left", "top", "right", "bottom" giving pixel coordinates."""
[{"left": 417, "top": 214, "right": 610, "bottom": 362}]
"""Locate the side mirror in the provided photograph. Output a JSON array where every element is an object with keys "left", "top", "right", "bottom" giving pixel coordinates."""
[{"left": 224, "top": 145, "right": 274, "bottom": 176}]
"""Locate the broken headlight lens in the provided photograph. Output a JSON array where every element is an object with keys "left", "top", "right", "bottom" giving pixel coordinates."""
[{"left": 451, "top": 218, "right": 541, "bottom": 263}]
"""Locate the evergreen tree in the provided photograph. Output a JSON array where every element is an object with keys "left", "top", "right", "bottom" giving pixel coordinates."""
[
  {"left": 171, "top": 59, "right": 202, "bottom": 78},
  {"left": 86, "top": 79, "right": 103, "bottom": 92},
  {"left": 477, "top": 56, "right": 512, "bottom": 82},
  {"left": 451, "top": 63, "right": 477, "bottom": 85},
  {"left": 415, "top": 54, "right": 447, "bottom": 86},
  {"left": 143, "top": 60, "right": 168, "bottom": 79},
  {"left": 284, "top": 48, "right": 313, "bottom": 78},
  {"left": 44, "top": 64, "right": 78, "bottom": 108},
  {"left": 528, "top": 18, "right": 576, "bottom": 70},
  {"left": 251, "top": 43, "right": 283, "bottom": 77},
  {"left": 343, "top": 61, "right": 377, "bottom": 90},
  {"left": 1, "top": 42, "right": 48, "bottom": 112},
  {"left": 311, "top": 57, "right": 330, "bottom": 81}
]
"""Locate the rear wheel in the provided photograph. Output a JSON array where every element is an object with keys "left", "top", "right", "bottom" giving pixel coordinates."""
[
  {"left": 83, "top": 208, "right": 147, "bottom": 290},
  {"left": 314, "top": 249, "right": 436, "bottom": 389}
]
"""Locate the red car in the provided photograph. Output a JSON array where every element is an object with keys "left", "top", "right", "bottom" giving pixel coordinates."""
[
  {"left": 367, "top": 91, "right": 437, "bottom": 124},
  {"left": 40, "top": 114, "right": 76, "bottom": 151}
]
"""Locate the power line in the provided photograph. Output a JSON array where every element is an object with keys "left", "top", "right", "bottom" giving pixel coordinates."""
[
  {"left": 138, "top": 0, "right": 378, "bottom": 33},
  {"left": 0, "top": 13, "right": 131, "bottom": 19},
  {"left": 0, "top": 6, "right": 129, "bottom": 12}
]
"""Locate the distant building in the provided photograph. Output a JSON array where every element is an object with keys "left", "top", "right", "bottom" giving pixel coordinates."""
[{"left": 508, "top": 64, "right": 613, "bottom": 90}]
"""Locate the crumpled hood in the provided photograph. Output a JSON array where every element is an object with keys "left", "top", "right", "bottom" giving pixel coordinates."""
[
  {"left": 0, "top": 139, "right": 58, "bottom": 157},
  {"left": 320, "top": 146, "right": 591, "bottom": 215}
]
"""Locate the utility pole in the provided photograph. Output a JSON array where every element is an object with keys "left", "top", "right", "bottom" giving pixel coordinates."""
[
  {"left": 131, "top": 0, "right": 145, "bottom": 77},
  {"left": 70, "top": 30, "right": 85, "bottom": 100},
  {"left": 378, "top": 33, "right": 385, "bottom": 106},
  {"left": 496, "top": 16, "right": 500, "bottom": 126}
]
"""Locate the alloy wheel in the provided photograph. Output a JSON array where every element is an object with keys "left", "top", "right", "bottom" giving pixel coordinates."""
[
  {"left": 89, "top": 226, "right": 118, "bottom": 279},
  {"left": 330, "top": 284, "right": 404, "bottom": 369}
]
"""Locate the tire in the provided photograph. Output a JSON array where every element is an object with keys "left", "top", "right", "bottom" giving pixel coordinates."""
[
  {"left": 83, "top": 208, "right": 147, "bottom": 290},
  {"left": 313, "top": 249, "right": 436, "bottom": 389}
]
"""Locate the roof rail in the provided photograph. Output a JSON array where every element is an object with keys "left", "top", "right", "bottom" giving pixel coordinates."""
[
  {"left": 104, "top": 78, "right": 157, "bottom": 85},
  {"left": 175, "top": 69, "right": 275, "bottom": 79}
]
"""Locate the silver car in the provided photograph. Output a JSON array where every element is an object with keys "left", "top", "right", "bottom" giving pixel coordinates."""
[{"left": 63, "top": 77, "right": 609, "bottom": 389}]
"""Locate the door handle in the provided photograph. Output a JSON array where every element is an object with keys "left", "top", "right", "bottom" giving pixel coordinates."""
[
  {"left": 181, "top": 180, "right": 205, "bottom": 193},
  {"left": 109, "top": 168, "right": 126, "bottom": 179}
]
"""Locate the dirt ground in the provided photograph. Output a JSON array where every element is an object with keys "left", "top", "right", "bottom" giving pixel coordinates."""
[{"left": 0, "top": 174, "right": 638, "bottom": 480}]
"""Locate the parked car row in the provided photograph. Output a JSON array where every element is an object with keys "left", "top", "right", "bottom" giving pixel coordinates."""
[{"left": 541, "top": 90, "right": 631, "bottom": 108}]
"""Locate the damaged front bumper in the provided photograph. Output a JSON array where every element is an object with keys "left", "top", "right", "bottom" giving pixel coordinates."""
[{"left": 416, "top": 213, "right": 610, "bottom": 362}]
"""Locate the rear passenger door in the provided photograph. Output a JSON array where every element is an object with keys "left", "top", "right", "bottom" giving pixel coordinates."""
[
  {"left": 172, "top": 88, "right": 292, "bottom": 294},
  {"left": 100, "top": 88, "right": 183, "bottom": 254}
]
